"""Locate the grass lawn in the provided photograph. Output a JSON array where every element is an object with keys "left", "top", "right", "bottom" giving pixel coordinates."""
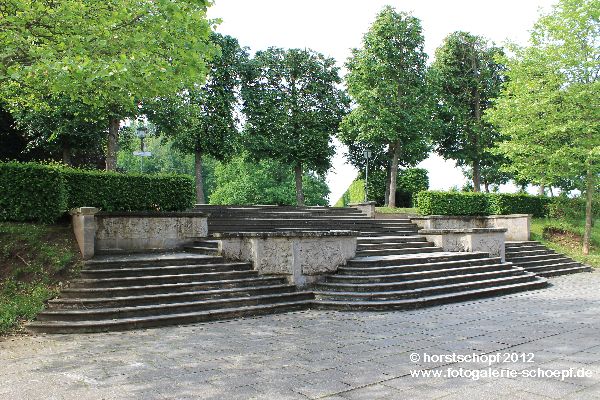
[
  {"left": 375, "top": 207, "right": 419, "bottom": 214},
  {"left": 0, "top": 222, "right": 82, "bottom": 335},
  {"left": 531, "top": 218, "right": 600, "bottom": 268}
]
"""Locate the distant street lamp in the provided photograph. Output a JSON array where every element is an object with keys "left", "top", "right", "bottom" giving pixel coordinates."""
[
  {"left": 133, "top": 120, "right": 151, "bottom": 173},
  {"left": 363, "top": 149, "right": 372, "bottom": 202}
]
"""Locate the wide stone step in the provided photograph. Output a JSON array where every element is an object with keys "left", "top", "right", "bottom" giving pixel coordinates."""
[
  {"left": 48, "top": 284, "right": 298, "bottom": 309},
  {"left": 70, "top": 270, "right": 260, "bottom": 288},
  {"left": 534, "top": 265, "right": 592, "bottom": 277},
  {"left": 347, "top": 252, "right": 489, "bottom": 268},
  {"left": 319, "top": 268, "right": 525, "bottom": 290},
  {"left": 60, "top": 276, "right": 288, "bottom": 298},
  {"left": 505, "top": 244, "right": 547, "bottom": 252},
  {"left": 184, "top": 246, "right": 219, "bottom": 255},
  {"left": 313, "top": 279, "right": 548, "bottom": 311},
  {"left": 316, "top": 273, "right": 539, "bottom": 300},
  {"left": 506, "top": 256, "right": 572, "bottom": 268},
  {"left": 506, "top": 253, "right": 567, "bottom": 263},
  {"left": 36, "top": 292, "right": 315, "bottom": 322},
  {"left": 355, "top": 247, "right": 441, "bottom": 257},
  {"left": 506, "top": 249, "right": 556, "bottom": 257},
  {"left": 357, "top": 236, "right": 428, "bottom": 244},
  {"left": 521, "top": 261, "right": 584, "bottom": 274},
  {"left": 336, "top": 260, "right": 509, "bottom": 278},
  {"left": 84, "top": 253, "right": 226, "bottom": 269},
  {"left": 80, "top": 262, "right": 254, "bottom": 278},
  {"left": 357, "top": 241, "right": 433, "bottom": 250},
  {"left": 27, "top": 300, "right": 312, "bottom": 334}
]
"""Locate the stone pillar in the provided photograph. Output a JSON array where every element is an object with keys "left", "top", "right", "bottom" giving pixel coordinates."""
[
  {"left": 70, "top": 207, "right": 100, "bottom": 260},
  {"left": 349, "top": 201, "right": 376, "bottom": 218}
]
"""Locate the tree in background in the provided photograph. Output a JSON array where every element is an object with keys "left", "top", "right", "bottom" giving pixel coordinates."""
[
  {"left": 486, "top": 0, "right": 599, "bottom": 254},
  {"left": 241, "top": 47, "right": 349, "bottom": 206},
  {"left": 429, "top": 31, "right": 506, "bottom": 192},
  {"left": 210, "top": 156, "right": 329, "bottom": 206},
  {"left": 341, "top": 7, "right": 432, "bottom": 207},
  {"left": 145, "top": 33, "right": 248, "bottom": 203},
  {"left": 0, "top": 0, "right": 217, "bottom": 170}
]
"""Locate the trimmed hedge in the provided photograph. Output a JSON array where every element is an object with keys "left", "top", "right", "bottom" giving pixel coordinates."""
[
  {"left": 488, "top": 193, "right": 550, "bottom": 218},
  {"left": 0, "top": 162, "right": 67, "bottom": 223},
  {"left": 0, "top": 162, "right": 195, "bottom": 223},
  {"left": 63, "top": 169, "right": 194, "bottom": 212},
  {"left": 416, "top": 191, "right": 489, "bottom": 216},
  {"left": 548, "top": 196, "right": 600, "bottom": 220},
  {"left": 416, "top": 190, "right": 552, "bottom": 217}
]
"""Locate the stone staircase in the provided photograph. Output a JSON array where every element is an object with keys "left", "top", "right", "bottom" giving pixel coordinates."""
[
  {"left": 28, "top": 206, "right": 553, "bottom": 334},
  {"left": 27, "top": 249, "right": 313, "bottom": 334},
  {"left": 505, "top": 241, "right": 592, "bottom": 277}
]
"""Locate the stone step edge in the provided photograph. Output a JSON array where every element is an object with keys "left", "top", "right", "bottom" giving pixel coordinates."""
[
  {"left": 26, "top": 300, "right": 313, "bottom": 334},
  {"left": 339, "top": 257, "right": 502, "bottom": 272},
  {"left": 335, "top": 263, "right": 514, "bottom": 279},
  {"left": 72, "top": 270, "right": 259, "bottom": 286},
  {"left": 313, "top": 279, "right": 548, "bottom": 308},
  {"left": 49, "top": 284, "right": 297, "bottom": 306},
  {"left": 315, "top": 273, "right": 538, "bottom": 298},
  {"left": 38, "top": 291, "right": 315, "bottom": 318},
  {"left": 80, "top": 262, "right": 253, "bottom": 275}
]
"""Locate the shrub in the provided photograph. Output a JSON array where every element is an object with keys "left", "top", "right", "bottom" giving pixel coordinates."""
[
  {"left": 63, "top": 169, "right": 194, "bottom": 212},
  {"left": 548, "top": 196, "right": 599, "bottom": 220},
  {"left": 488, "top": 193, "right": 550, "bottom": 218},
  {"left": 0, "top": 162, "right": 67, "bottom": 223},
  {"left": 347, "top": 179, "right": 366, "bottom": 204},
  {"left": 416, "top": 191, "right": 489, "bottom": 216}
]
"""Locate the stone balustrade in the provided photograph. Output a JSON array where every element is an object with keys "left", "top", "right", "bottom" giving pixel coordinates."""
[
  {"left": 411, "top": 214, "right": 531, "bottom": 241},
  {"left": 419, "top": 228, "right": 507, "bottom": 261},
  {"left": 213, "top": 230, "right": 359, "bottom": 288},
  {"left": 71, "top": 207, "right": 208, "bottom": 259}
]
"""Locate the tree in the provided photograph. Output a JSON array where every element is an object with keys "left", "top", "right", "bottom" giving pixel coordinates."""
[
  {"left": 145, "top": 33, "right": 248, "bottom": 203},
  {"left": 209, "top": 156, "right": 330, "bottom": 206},
  {"left": 0, "top": 0, "right": 217, "bottom": 170},
  {"left": 341, "top": 7, "right": 432, "bottom": 207},
  {"left": 429, "top": 31, "right": 506, "bottom": 192},
  {"left": 241, "top": 47, "right": 349, "bottom": 206},
  {"left": 486, "top": 0, "right": 599, "bottom": 254}
]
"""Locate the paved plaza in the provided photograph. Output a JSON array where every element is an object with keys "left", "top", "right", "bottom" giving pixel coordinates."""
[{"left": 1, "top": 271, "right": 599, "bottom": 400}]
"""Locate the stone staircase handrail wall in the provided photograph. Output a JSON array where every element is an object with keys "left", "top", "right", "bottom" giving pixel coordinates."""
[
  {"left": 411, "top": 214, "right": 530, "bottom": 241},
  {"left": 419, "top": 227, "right": 507, "bottom": 262},
  {"left": 213, "top": 230, "right": 359, "bottom": 288}
]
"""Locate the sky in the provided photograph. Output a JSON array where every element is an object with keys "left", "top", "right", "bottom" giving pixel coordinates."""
[{"left": 207, "top": 0, "right": 558, "bottom": 204}]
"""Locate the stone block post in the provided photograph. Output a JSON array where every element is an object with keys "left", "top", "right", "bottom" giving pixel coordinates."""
[
  {"left": 70, "top": 207, "right": 100, "bottom": 260},
  {"left": 349, "top": 202, "right": 376, "bottom": 218}
]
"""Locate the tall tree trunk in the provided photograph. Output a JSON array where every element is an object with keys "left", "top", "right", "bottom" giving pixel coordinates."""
[
  {"left": 472, "top": 159, "right": 481, "bottom": 192},
  {"left": 294, "top": 162, "right": 305, "bottom": 206},
  {"left": 549, "top": 187, "right": 554, "bottom": 197},
  {"left": 384, "top": 166, "right": 391, "bottom": 207},
  {"left": 106, "top": 118, "right": 119, "bottom": 171},
  {"left": 484, "top": 181, "right": 490, "bottom": 193},
  {"left": 538, "top": 184, "right": 545, "bottom": 196},
  {"left": 62, "top": 144, "right": 72, "bottom": 166},
  {"left": 388, "top": 140, "right": 401, "bottom": 208},
  {"left": 582, "top": 160, "right": 595, "bottom": 255},
  {"left": 194, "top": 150, "right": 206, "bottom": 204}
]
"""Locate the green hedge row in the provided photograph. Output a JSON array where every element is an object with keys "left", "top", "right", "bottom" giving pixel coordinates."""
[
  {"left": 0, "top": 162, "right": 195, "bottom": 223},
  {"left": 416, "top": 191, "right": 551, "bottom": 217},
  {"left": 0, "top": 162, "right": 68, "bottom": 223}
]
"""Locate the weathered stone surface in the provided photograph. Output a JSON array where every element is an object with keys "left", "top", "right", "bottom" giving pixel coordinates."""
[
  {"left": 70, "top": 207, "right": 100, "bottom": 260},
  {"left": 412, "top": 214, "right": 530, "bottom": 242},
  {"left": 216, "top": 231, "right": 358, "bottom": 287},
  {"left": 349, "top": 202, "right": 376, "bottom": 218},
  {"left": 420, "top": 228, "right": 506, "bottom": 261}
]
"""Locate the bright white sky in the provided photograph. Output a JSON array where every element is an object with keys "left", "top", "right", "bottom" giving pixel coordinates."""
[{"left": 207, "top": 0, "right": 557, "bottom": 204}]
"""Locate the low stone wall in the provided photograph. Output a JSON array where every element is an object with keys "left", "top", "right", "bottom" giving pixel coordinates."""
[
  {"left": 214, "top": 231, "right": 358, "bottom": 288},
  {"left": 411, "top": 214, "right": 530, "bottom": 241},
  {"left": 349, "top": 202, "right": 376, "bottom": 218},
  {"left": 71, "top": 208, "right": 208, "bottom": 259},
  {"left": 419, "top": 228, "right": 507, "bottom": 261}
]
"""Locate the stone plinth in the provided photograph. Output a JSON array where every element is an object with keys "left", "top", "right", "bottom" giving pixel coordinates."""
[
  {"left": 71, "top": 209, "right": 208, "bottom": 257},
  {"left": 419, "top": 228, "right": 507, "bottom": 262},
  {"left": 214, "top": 231, "right": 358, "bottom": 288},
  {"left": 411, "top": 214, "right": 530, "bottom": 242},
  {"left": 349, "top": 202, "right": 376, "bottom": 218}
]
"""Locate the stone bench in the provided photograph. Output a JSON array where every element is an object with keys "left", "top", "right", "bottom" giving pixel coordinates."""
[
  {"left": 419, "top": 228, "right": 507, "bottom": 262},
  {"left": 213, "top": 230, "right": 359, "bottom": 288},
  {"left": 71, "top": 207, "right": 208, "bottom": 259},
  {"left": 411, "top": 214, "right": 531, "bottom": 241}
]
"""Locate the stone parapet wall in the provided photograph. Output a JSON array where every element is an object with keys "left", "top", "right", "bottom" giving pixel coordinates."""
[
  {"left": 70, "top": 208, "right": 208, "bottom": 259},
  {"left": 411, "top": 214, "right": 530, "bottom": 241},
  {"left": 214, "top": 231, "right": 358, "bottom": 288},
  {"left": 419, "top": 228, "right": 507, "bottom": 261}
]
